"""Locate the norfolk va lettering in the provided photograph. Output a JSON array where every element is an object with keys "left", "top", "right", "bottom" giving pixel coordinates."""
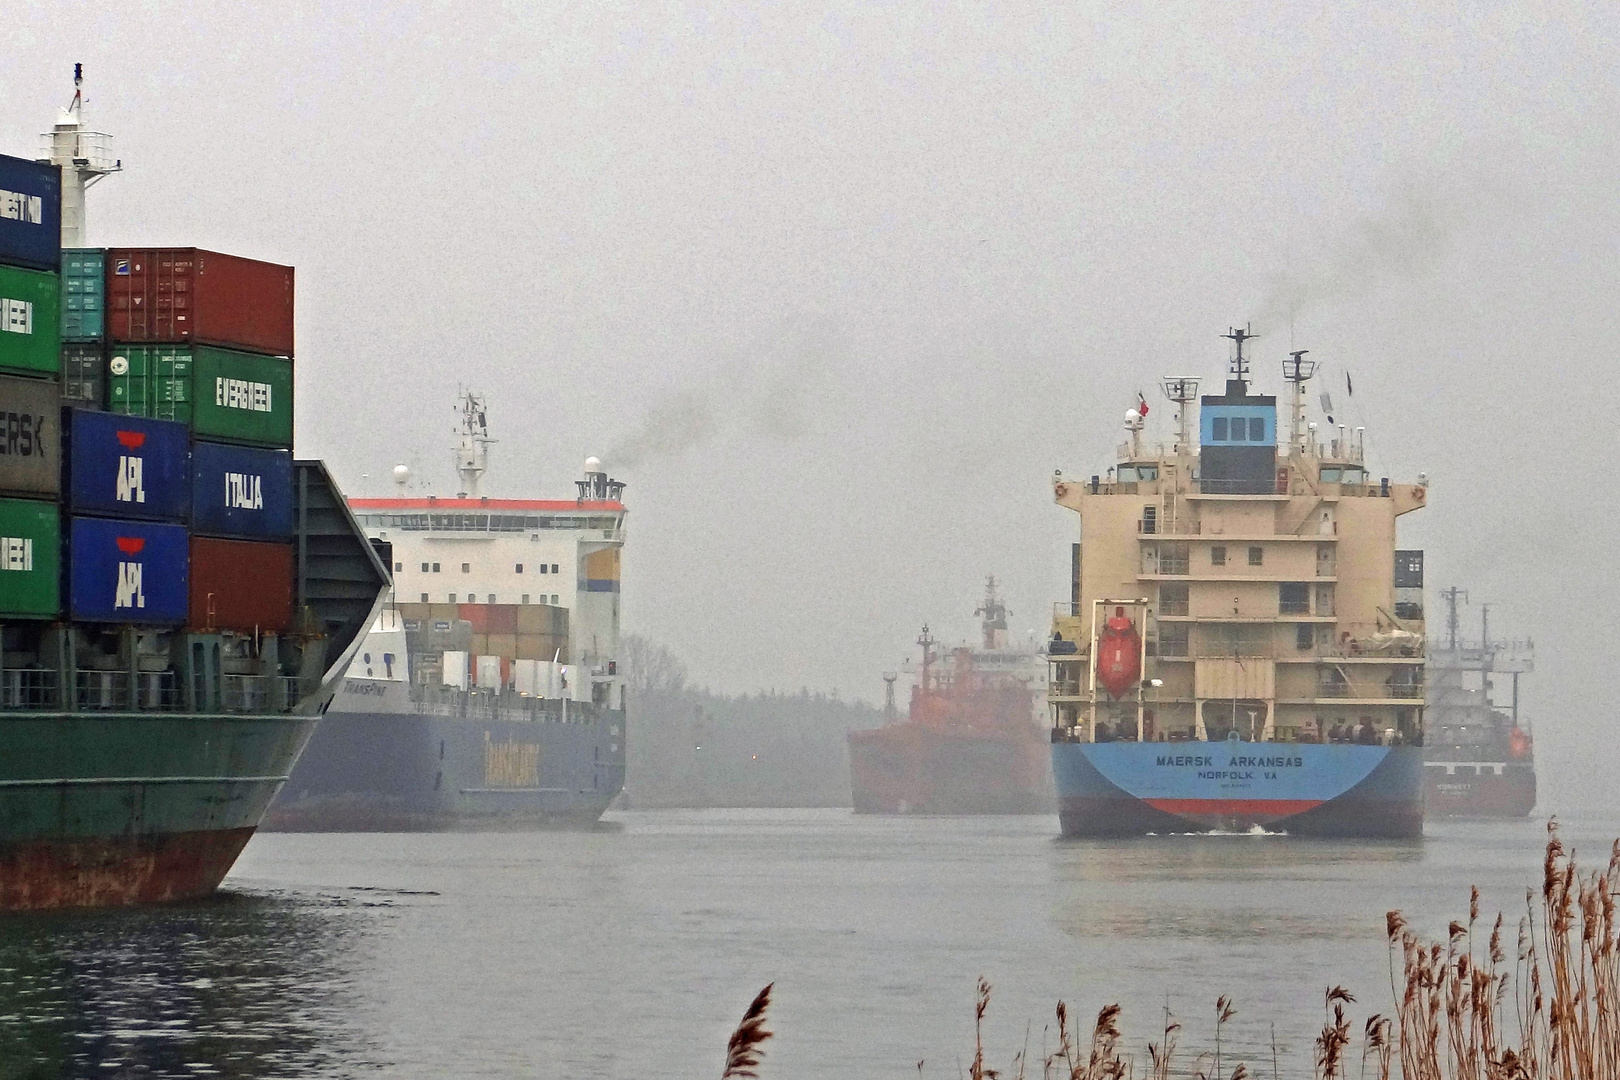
[{"left": 1154, "top": 753, "right": 1304, "bottom": 782}]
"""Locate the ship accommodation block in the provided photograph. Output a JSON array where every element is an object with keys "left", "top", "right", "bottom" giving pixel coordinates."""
[{"left": 1049, "top": 415, "right": 1426, "bottom": 745}]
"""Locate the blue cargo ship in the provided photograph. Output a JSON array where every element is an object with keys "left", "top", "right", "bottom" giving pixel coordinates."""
[{"left": 1046, "top": 329, "right": 1429, "bottom": 837}]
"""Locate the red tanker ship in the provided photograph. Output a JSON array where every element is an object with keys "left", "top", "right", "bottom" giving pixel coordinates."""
[{"left": 848, "top": 579, "right": 1054, "bottom": 814}]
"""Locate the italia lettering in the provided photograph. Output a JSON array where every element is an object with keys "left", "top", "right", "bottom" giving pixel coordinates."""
[
  {"left": 116, "top": 455, "right": 146, "bottom": 503},
  {"left": 224, "top": 471, "right": 263, "bottom": 509},
  {"left": 0, "top": 411, "right": 44, "bottom": 457},
  {"left": 0, "top": 189, "right": 44, "bottom": 225},
  {"left": 114, "top": 561, "right": 145, "bottom": 609},
  {"left": 215, "top": 377, "right": 273, "bottom": 413},
  {"left": 0, "top": 537, "right": 32, "bottom": 571},
  {"left": 2, "top": 298, "right": 32, "bottom": 335}
]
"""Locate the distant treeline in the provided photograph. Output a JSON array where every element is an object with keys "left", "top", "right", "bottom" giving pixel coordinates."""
[{"left": 620, "top": 635, "right": 883, "bottom": 808}]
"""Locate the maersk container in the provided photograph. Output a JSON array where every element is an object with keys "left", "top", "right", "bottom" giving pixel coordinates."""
[
  {"left": 188, "top": 536, "right": 292, "bottom": 632},
  {"left": 0, "top": 374, "right": 61, "bottom": 498},
  {"left": 190, "top": 441, "right": 293, "bottom": 539},
  {"left": 0, "top": 155, "right": 62, "bottom": 273},
  {"left": 0, "top": 497, "right": 61, "bottom": 618},
  {"left": 60, "top": 248, "right": 105, "bottom": 341},
  {"left": 107, "top": 249, "right": 294, "bottom": 357},
  {"left": 0, "top": 264, "right": 61, "bottom": 377},
  {"left": 67, "top": 515, "right": 188, "bottom": 624},
  {"left": 61, "top": 343, "right": 105, "bottom": 408},
  {"left": 191, "top": 347, "right": 293, "bottom": 447},
  {"left": 108, "top": 345, "right": 192, "bottom": 424},
  {"left": 66, "top": 409, "right": 190, "bottom": 523}
]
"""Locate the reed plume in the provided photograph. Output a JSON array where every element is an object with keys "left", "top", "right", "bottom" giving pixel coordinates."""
[{"left": 721, "top": 983, "right": 773, "bottom": 1079}]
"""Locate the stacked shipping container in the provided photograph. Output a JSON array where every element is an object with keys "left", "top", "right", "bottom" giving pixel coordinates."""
[{"left": 0, "top": 151, "right": 297, "bottom": 634}]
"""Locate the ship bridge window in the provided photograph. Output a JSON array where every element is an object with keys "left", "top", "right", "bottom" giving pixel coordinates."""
[
  {"left": 516, "top": 563, "right": 523, "bottom": 573},
  {"left": 1340, "top": 467, "right": 1366, "bottom": 484},
  {"left": 421, "top": 562, "right": 430, "bottom": 573},
  {"left": 1321, "top": 467, "right": 1342, "bottom": 483},
  {"left": 1212, "top": 417, "right": 1228, "bottom": 441},
  {"left": 432, "top": 562, "right": 441, "bottom": 572},
  {"left": 540, "top": 564, "right": 549, "bottom": 574},
  {"left": 461, "top": 563, "right": 471, "bottom": 573},
  {"left": 551, "top": 563, "right": 559, "bottom": 574}
]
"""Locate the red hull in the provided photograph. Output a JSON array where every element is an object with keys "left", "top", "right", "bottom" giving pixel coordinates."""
[
  {"left": 848, "top": 724, "right": 1053, "bottom": 814},
  {"left": 1425, "top": 766, "right": 1536, "bottom": 818},
  {"left": 0, "top": 827, "right": 256, "bottom": 911}
]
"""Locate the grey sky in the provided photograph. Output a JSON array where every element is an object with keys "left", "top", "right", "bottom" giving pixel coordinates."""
[{"left": 5, "top": 2, "right": 1617, "bottom": 809}]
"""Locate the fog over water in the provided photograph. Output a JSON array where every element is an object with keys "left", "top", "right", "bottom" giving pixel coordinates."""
[{"left": 3, "top": 4, "right": 1617, "bottom": 813}]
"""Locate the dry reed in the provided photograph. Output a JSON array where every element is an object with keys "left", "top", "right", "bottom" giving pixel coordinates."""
[{"left": 721, "top": 983, "right": 773, "bottom": 1079}]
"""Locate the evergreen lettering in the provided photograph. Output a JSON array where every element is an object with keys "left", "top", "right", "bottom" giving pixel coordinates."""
[
  {"left": 0, "top": 537, "right": 32, "bottom": 571},
  {"left": 2, "top": 298, "right": 33, "bottom": 335},
  {"left": 214, "top": 377, "right": 273, "bottom": 413}
]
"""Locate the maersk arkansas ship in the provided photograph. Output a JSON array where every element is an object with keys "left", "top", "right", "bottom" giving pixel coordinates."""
[
  {"left": 263, "top": 395, "right": 627, "bottom": 830},
  {"left": 1046, "top": 329, "right": 1429, "bottom": 836}
]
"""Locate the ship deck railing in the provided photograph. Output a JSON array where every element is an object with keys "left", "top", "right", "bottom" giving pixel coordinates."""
[
  {"left": 406, "top": 685, "right": 611, "bottom": 724},
  {"left": 2, "top": 669, "right": 307, "bottom": 714}
]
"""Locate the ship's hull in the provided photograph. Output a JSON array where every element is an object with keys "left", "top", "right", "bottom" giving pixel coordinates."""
[
  {"left": 1424, "top": 761, "right": 1536, "bottom": 817},
  {"left": 263, "top": 684, "right": 625, "bottom": 830},
  {"left": 1052, "top": 741, "right": 1424, "bottom": 837},
  {"left": 848, "top": 724, "right": 1054, "bottom": 814},
  {"left": 0, "top": 711, "right": 317, "bottom": 910}
]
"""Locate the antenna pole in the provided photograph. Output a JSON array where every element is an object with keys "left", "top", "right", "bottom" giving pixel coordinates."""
[
  {"left": 1220, "top": 324, "right": 1256, "bottom": 395},
  {"left": 1159, "top": 376, "right": 1201, "bottom": 455},
  {"left": 1440, "top": 586, "right": 1468, "bottom": 651},
  {"left": 42, "top": 63, "right": 120, "bottom": 248},
  {"left": 1282, "top": 350, "right": 1316, "bottom": 457}
]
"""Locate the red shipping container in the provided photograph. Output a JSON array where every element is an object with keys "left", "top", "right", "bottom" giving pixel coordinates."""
[
  {"left": 486, "top": 604, "right": 518, "bottom": 634},
  {"left": 189, "top": 536, "right": 294, "bottom": 632},
  {"left": 108, "top": 248, "right": 295, "bottom": 357},
  {"left": 457, "top": 603, "right": 490, "bottom": 633}
]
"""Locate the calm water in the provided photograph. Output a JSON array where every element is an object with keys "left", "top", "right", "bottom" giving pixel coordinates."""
[{"left": 0, "top": 810, "right": 1610, "bottom": 1079}]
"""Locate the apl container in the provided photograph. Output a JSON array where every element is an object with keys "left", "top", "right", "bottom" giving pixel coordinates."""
[
  {"left": 0, "top": 264, "right": 62, "bottom": 377},
  {"left": 107, "top": 249, "right": 294, "bottom": 357},
  {"left": 66, "top": 409, "right": 190, "bottom": 522},
  {"left": 190, "top": 441, "right": 292, "bottom": 539},
  {"left": 0, "top": 155, "right": 62, "bottom": 273},
  {"left": 0, "top": 373, "right": 61, "bottom": 498},
  {"left": 188, "top": 536, "right": 292, "bottom": 632},
  {"left": 61, "top": 343, "right": 105, "bottom": 408},
  {"left": 61, "top": 249, "right": 105, "bottom": 341},
  {"left": 68, "top": 515, "right": 189, "bottom": 624},
  {"left": 107, "top": 344, "right": 191, "bottom": 423},
  {"left": 0, "top": 496, "right": 61, "bottom": 618}
]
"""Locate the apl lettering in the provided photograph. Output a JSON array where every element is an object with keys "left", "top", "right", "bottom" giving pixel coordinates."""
[
  {"left": 0, "top": 536, "right": 33, "bottom": 571},
  {"left": 116, "top": 455, "right": 146, "bottom": 503},
  {"left": 224, "top": 472, "right": 264, "bottom": 509},
  {"left": 2, "top": 298, "right": 32, "bottom": 335},
  {"left": 112, "top": 536, "right": 147, "bottom": 609},
  {"left": 215, "top": 377, "right": 273, "bottom": 413},
  {"left": 0, "top": 190, "right": 44, "bottom": 225}
]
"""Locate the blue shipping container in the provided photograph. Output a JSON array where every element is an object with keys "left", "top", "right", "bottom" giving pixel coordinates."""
[
  {"left": 190, "top": 440, "right": 293, "bottom": 539},
  {"left": 61, "top": 248, "right": 105, "bottom": 340},
  {"left": 69, "top": 516, "right": 189, "bottom": 624},
  {"left": 0, "top": 155, "right": 61, "bottom": 272},
  {"left": 66, "top": 409, "right": 191, "bottom": 522}
]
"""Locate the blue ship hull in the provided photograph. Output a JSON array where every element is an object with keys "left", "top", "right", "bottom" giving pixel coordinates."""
[{"left": 1051, "top": 740, "right": 1423, "bottom": 837}]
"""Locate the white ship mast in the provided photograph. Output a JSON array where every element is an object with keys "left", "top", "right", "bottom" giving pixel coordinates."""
[
  {"left": 40, "top": 64, "right": 120, "bottom": 248},
  {"left": 453, "top": 391, "right": 496, "bottom": 497}
]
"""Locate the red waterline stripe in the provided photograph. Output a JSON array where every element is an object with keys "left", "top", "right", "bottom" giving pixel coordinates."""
[{"left": 1144, "top": 798, "right": 1324, "bottom": 816}]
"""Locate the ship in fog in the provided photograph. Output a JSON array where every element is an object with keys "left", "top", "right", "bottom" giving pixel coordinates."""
[
  {"left": 264, "top": 394, "right": 626, "bottom": 830},
  {"left": 1045, "top": 329, "right": 1429, "bottom": 836},
  {"left": 848, "top": 578, "right": 1053, "bottom": 814}
]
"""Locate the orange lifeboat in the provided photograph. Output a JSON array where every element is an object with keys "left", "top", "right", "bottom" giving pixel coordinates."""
[{"left": 1096, "top": 606, "right": 1142, "bottom": 699}]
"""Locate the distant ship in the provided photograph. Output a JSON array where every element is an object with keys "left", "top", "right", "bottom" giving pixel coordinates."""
[
  {"left": 848, "top": 578, "right": 1053, "bottom": 814},
  {"left": 1046, "top": 329, "right": 1429, "bottom": 836},
  {"left": 1423, "top": 588, "right": 1535, "bottom": 817},
  {"left": 263, "top": 394, "right": 627, "bottom": 830}
]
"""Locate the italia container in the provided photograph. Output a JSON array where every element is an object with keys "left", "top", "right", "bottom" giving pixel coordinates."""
[
  {"left": 0, "top": 154, "right": 62, "bottom": 273},
  {"left": 65, "top": 409, "right": 190, "bottom": 522},
  {"left": 0, "top": 264, "right": 62, "bottom": 377},
  {"left": 188, "top": 536, "right": 293, "bottom": 632},
  {"left": 0, "top": 373, "right": 61, "bottom": 498},
  {"left": 67, "top": 516, "right": 189, "bottom": 624},
  {"left": 0, "top": 496, "right": 61, "bottom": 618},
  {"left": 109, "top": 345, "right": 293, "bottom": 446},
  {"left": 61, "top": 343, "right": 105, "bottom": 408},
  {"left": 107, "top": 249, "right": 294, "bottom": 357},
  {"left": 60, "top": 249, "right": 106, "bottom": 341},
  {"left": 190, "top": 441, "right": 292, "bottom": 539}
]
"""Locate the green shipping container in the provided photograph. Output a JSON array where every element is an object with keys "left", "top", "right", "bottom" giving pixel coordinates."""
[
  {"left": 108, "top": 345, "right": 192, "bottom": 424},
  {"left": 0, "top": 497, "right": 61, "bottom": 618},
  {"left": 60, "top": 248, "right": 105, "bottom": 341},
  {"left": 0, "top": 264, "right": 61, "bottom": 378},
  {"left": 191, "top": 346, "right": 293, "bottom": 447},
  {"left": 107, "top": 345, "right": 292, "bottom": 447}
]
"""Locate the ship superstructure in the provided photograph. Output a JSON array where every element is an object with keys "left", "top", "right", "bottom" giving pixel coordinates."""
[
  {"left": 1424, "top": 588, "right": 1536, "bottom": 816},
  {"left": 264, "top": 394, "right": 627, "bottom": 829},
  {"left": 848, "top": 577, "right": 1053, "bottom": 814},
  {"left": 1046, "top": 329, "right": 1429, "bottom": 836}
]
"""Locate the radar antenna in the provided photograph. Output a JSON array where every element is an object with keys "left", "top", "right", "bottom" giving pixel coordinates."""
[
  {"left": 41, "top": 63, "right": 121, "bottom": 247},
  {"left": 1282, "top": 350, "right": 1317, "bottom": 455},
  {"left": 1159, "top": 376, "right": 1200, "bottom": 453},
  {"left": 975, "top": 575, "right": 1009, "bottom": 650}
]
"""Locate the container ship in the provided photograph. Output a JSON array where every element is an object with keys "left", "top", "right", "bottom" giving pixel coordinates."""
[
  {"left": 0, "top": 75, "right": 387, "bottom": 909},
  {"left": 1423, "top": 588, "right": 1536, "bottom": 816},
  {"left": 262, "top": 395, "right": 627, "bottom": 830},
  {"left": 1046, "top": 329, "right": 1428, "bottom": 836},
  {"left": 848, "top": 578, "right": 1053, "bottom": 814}
]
